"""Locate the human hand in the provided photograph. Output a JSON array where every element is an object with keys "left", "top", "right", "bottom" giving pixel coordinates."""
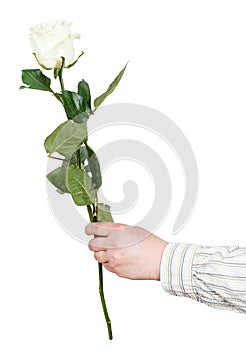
[{"left": 85, "top": 222, "right": 168, "bottom": 280}]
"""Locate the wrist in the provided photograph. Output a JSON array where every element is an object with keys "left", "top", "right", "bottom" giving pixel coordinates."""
[
  {"left": 149, "top": 236, "right": 168, "bottom": 281},
  {"left": 156, "top": 240, "right": 168, "bottom": 280}
]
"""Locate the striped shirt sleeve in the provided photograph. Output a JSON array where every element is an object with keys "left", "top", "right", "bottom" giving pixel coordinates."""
[{"left": 160, "top": 243, "right": 246, "bottom": 313}]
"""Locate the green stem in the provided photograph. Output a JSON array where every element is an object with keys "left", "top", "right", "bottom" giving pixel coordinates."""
[
  {"left": 58, "top": 57, "right": 65, "bottom": 93},
  {"left": 98, "top": 262, "right": 113, "bottom": 340},
  {"left": 94, "top": 197, "right": 113, "bottom": 340},
  {"left": 53, "top": 92, "right": 63, "bottom": 104},
  {"left": 86, "top": 196, "right": 113, "bottom": 340},
  {"left": 87, "top": 205, "right": 94, "bottom": 223},
  {"left": 52, "top": 57, "right": 66, "bottom": 105},
  {"left": 48, "top": 154, "right": 69, "bottom": 163},
  {"left": 77, "top": 149, "right": 81, "bottom": 169},
  {"left": 59, "top": 75, "right": 65, "bottom": 93}
]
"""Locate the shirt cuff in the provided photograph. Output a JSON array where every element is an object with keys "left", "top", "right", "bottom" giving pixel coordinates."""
[{"left": 160, "top": 242, "right": 200, "bottom": 298}]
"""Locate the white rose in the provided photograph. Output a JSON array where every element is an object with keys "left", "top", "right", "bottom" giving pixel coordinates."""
[{"left": 29, "top": 20, "right": 81, "bottom": 69}]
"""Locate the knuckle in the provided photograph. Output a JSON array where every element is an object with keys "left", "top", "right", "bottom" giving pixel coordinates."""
[
  {"left": 111, "top": 249, "right": 122, "bottom": 263},
  {"left": 94, "top": 251, "right": 99, "bottom": 260},
  {"left": 112, "top": 265, "right": 123, "bottom": 277},
  {"left": 90, "top": 223, "right": 102, "bottom": 236},
  {"left": 85, "top": 223, "right": 96, "bottom": 235},
  {"left": 88, "top": 239, "right": 95, "bottom": 251}
]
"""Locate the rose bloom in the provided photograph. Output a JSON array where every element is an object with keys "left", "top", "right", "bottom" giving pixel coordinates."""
[{"left": 29, "top": 20, "right": 80, "bottom": 69}]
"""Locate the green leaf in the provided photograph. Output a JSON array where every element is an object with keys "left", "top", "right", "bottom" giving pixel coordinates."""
[
  {"left": 66, "top": 166, "right": 96, "bottom": 206},
  {"left": 58, "top": 90, "right": 90, "bottom": 123},
  {"left": 66, "top": 145, "right": 89, "bottom": 166},
  {"left": 94, "top": 63, "right": 128, "bottom": 108},
  {"left": 20, "top": 69, "right": 52, "bottom": 92},
  {"left": 85, "top": 143, "right": 102, "bottom": 189},
  {"left": 77, "top": 145, "right": 89, "bottom": 164},
  {"left": 98, "top": 203, "right": 114, "bottom": 222},
  {"left": 63, "top": 145, "right": 88, "bottom": 167},
  {"left": 44, "top": 120, "right": 87, "bottom": 157},
  {"left": 67, "top": 143, "right": 102, "bottom": 190},
  {"left": 78, "top": 80, "right": 91, "bottom": 113},
  {"left": 47, "top": 166, "right": 69, "bottom": 194}
]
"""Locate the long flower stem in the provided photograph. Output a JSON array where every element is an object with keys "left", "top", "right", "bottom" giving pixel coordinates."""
[
  {"left": 85, "top": 203, "right": 113, "bottom": 339},
  {"left": 98, "top": 262, "right": 113, "bottom": 340},
  {"left": 88, "top": 196, "right": 113, "bottom": 340},
  {"left": 86, "top": 204, "right": 94, "bottom": 223},
  {"left": 94, "top": 196, "right": 113, "bottom": 340},
  {"left": 82, "top": 142, "right": 112, "bottom": 339}
]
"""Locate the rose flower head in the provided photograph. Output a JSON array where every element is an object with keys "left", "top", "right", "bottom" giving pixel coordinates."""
[{"left": 29, "top": 19, "right": 81, "bottom": 70}]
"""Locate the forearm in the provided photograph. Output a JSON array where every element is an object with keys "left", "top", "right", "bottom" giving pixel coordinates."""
[{"left": 161, "top": 243, "right": 246, "bottom": 313}]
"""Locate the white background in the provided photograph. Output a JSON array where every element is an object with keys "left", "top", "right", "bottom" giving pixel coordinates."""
[{"left": 1, "top": 0, "right": 246, "bottom": 349}]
